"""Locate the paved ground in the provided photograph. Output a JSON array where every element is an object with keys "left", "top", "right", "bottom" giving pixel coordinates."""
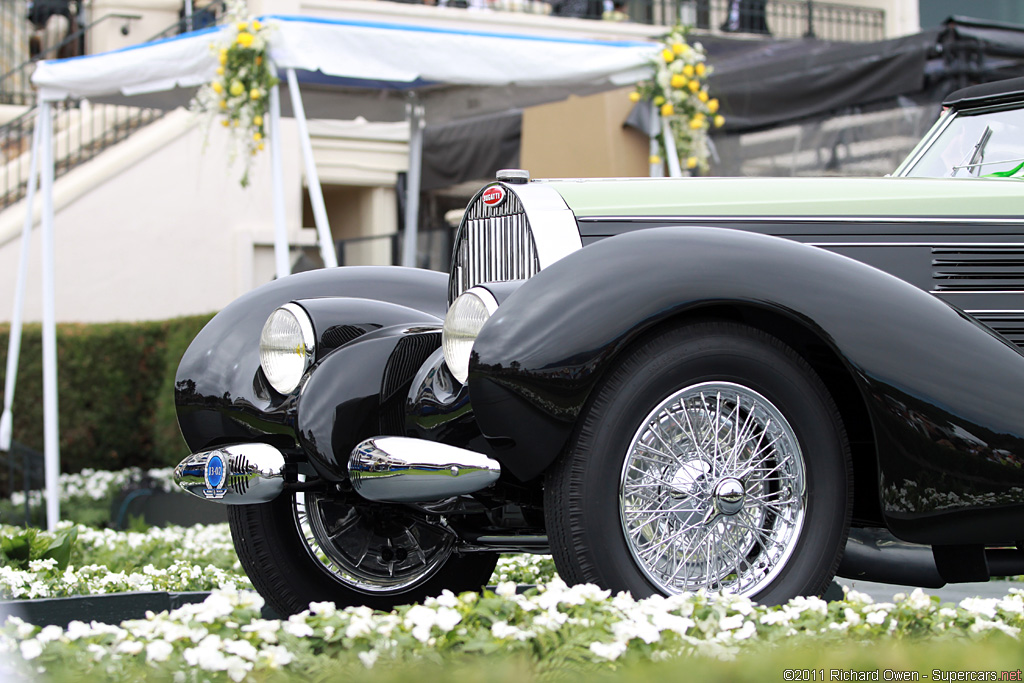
[{"left": 835, "top": 577, "right": 1020, "bottom": 604}]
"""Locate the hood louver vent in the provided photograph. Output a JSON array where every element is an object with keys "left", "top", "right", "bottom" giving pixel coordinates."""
[
  {"left": 967, "top": 312, "right": 1024, "bottom": 350},
  {"left": 932, "top": 247, "right": 1024, "bottom": 292}
]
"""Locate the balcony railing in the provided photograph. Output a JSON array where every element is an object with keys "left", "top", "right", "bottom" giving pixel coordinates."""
[
  {"left": 0, "top": 102, "right": 163, "bottom": 210},
  {"left": 673, "top": 0, "right": 886, "bottom": 41},
  {"left": 0, "top": 1, "right": 226, "bottom": 210},
  {"left": 430, "top": 0, "right": 885, "bottom": 42}
]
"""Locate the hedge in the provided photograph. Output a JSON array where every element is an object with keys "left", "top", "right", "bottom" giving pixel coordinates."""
[{"left": 0, "top": 314, "right": 214, "bottom": 479}]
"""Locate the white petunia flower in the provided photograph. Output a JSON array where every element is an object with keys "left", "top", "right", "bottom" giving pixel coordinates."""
[
  {"left": 960, "top": 597, "right": 999, "bottom": 619},
  {"left": 865, "top": 610, "right": 887, "bottom": 625},
  {"left": 241, "top": 619, "right": 279, "bottom": 643},
  {"left": 998, "top": 595, "right": 1024, "bottom": 614},
  {"left": 730, "top": 620, "right": 757, "bottom": 640},
  {"left": 282, "top": 617, "right": 314, "bottom": 639},
  {"left": 224, "top": 639, "right": 259, "bottom": 661},
  {"left": 19, "top": 640, "right": 42, "bottom": 660},
  {"left": 495, "top": 582, "right": 517, "bottom": 598},
  {"left": 589, "top": 640, "right": 628, "bottom": 661},
  {"left": 35, "top": 625, "right": 62, "bottom": 644},
  {"left": 258, "top": 645, "right": 294, "bottom": 668},
  {"left": 146, "top": 641, "right": 174, "bottom": 663},
  {"left": 718, "top": 614, "right": 744, "bottom": 631}
]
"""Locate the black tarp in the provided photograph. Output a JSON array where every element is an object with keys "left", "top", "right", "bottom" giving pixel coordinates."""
[
  {"left": 702, "top": 15, "right": 1024, "bottom": 133},
  {"left": 420, "top": 16, "right": 1024, "bottom": 187},
  {"left": 705, "top": 31, "right": 936, "bottom": 131},
  {"left": 421, "top": 109, "right": 521, "bottom": 191}
]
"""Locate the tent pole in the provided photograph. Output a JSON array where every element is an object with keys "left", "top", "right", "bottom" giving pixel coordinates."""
[
  {"left": 648, "top": 104, "right": 661, "bottom": 177},
  {"left": 0, "top": 122, "right": 43, "bottom": 453},
  {"left": 401, "top": 98, "right": 424, "bottom": 268},
  {"left": 39, "top": 101, "right": 59, "bottom": 532},
  {"left": 268, "top": 70, "right": 290, "bottom": 279},
  {"left": 660, "top": 115, "right": 682, "bottom": 177},
  {"left": 286, "top": 68, "right": 337, "bottom": 269}
]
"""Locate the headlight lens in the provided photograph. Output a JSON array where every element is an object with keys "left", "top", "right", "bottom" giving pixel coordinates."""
[
  {"left": 442, "top": 287, "right": 498, "bottom": 384},
  {"left": 259, "top": 303, "right": 315, "bottom": 394}
]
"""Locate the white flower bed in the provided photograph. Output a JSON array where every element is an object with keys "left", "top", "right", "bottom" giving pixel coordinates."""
[
  {"left": 10, "top": 467, "right": 177, "bottom": 506},
  {"left": 0, "top": 522, "right": 559, "bottom": 599},
  {"left": 0, "top": 523, "right": 250, "bottom": 599},
  {"left": 4, "top": 582, "right": 1024, "bottom": 681}
]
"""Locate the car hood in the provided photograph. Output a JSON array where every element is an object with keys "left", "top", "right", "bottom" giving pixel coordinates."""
[{"left": 539, "top": 176, "right": 1024, "bottom": 218}]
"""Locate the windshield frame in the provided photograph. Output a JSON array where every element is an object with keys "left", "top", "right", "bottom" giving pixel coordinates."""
[{"left": 894, "top": 102, "right": 1024, "bottom": 178}]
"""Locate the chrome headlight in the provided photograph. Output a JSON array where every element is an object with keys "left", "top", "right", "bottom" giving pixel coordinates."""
[
  {"left": 442, "top": 287, "right": 498, "bottom": 384},
  {"left": 259, "top": 303, "right": 315, "bottom": 394}
]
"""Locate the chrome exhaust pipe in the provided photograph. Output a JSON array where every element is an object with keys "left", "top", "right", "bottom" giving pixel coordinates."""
[
  {"left": 174, "top": 443, "right": 286, "bottom": 505},
  {"left": 349, "top": 437, "right": 501, "bottom": 503}
]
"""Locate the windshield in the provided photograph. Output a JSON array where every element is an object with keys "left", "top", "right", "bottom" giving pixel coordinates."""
[{"left": 904, "top": 107, "right": 1024, "bottom": 178}]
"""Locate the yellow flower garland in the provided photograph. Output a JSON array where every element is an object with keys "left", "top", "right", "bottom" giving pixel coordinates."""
[
  {"left": 629, "top": 26, "right": 724, "bottom": 175},
  {"left": 190, "top": 4, "right": 278, "bottom": 187}
]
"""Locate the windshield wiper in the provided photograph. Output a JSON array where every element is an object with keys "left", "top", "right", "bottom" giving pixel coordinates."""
[{"left": 952, "top": 126, "right": 992, "bottom": 177}]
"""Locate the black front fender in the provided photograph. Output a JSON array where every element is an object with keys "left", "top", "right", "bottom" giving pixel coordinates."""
[
  {"left": 175, "top": 267, "right": 447, "bottom": 455},
  {"left": 469, "top": 227, "right": 1024, "bottom": 544}
]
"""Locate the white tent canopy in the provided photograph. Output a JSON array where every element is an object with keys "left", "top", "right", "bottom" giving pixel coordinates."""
[
  {"left": 34, "top": 16, "right": 656, "bottom": 120},
  {"left": 7, "top": 15, "right": 658, "bottom": 528}
]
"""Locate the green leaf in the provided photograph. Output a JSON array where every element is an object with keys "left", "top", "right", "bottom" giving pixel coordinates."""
[
  {"left": 40, "top": 526, "right": 78, "bottom": 570},
  {"left": 1, "top": 530, "right": 33, "bottom": 568}
]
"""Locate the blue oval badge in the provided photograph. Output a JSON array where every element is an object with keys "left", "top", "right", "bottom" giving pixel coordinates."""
[{"left": 204, "top": 453, "right": 227, "bottom": 499}]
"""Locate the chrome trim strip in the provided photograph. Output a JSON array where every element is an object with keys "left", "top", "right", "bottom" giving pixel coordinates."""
[
  {"left": 463, "top": 286, "right": 499, "bottom": 315},
  {"left": 809, "top": 242, "right": 1024, "bottom": 248},
  {"left": 514, "top": 182, "right": 583, "bottom": 269},
  {"left": 931, "top": 291, "right": 1024, "bottom": 295},
  {"left": 577, "top": 216, "right": 1024, "bottom": 225},
  {"left": 349, "top": 437, "right": 501, "bottom": 503},
  {"left": 448, "top": 182, "right": 583, "bottom": 305},
  {"left": 964, "top": 310, "right": 1024, "bottom": 314},
  {"left": 282, "top": 302, "right": 317, "bottom": 357},
  {"left": 893, "top": 109, "right": 956, "bottom": 177}
]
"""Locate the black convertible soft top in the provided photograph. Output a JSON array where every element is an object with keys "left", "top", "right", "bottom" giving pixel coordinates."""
[{"left": 943, "top": 76, "right": 1024, "bottom": 109}]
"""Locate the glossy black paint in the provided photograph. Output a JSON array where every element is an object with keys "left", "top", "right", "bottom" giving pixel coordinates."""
[
  {"left": 579, "top": 215, "right": 1024, "bottom": 350},
  {"left": 296, "top": 326, "right": 441, "bottom": 480},
  {"left": 175, "top": 267, "right": 447, "bottom": 456},
  {"left": 469, "top": 227, "right": 1024, "bottom": 545},
  {"left": 406, "top": 348, "right": 497, "bottom": 459}
]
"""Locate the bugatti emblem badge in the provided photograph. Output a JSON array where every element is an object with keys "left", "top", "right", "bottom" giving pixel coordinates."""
[{"left": 481, "top": 185, "right": 505, "bottom": 207}]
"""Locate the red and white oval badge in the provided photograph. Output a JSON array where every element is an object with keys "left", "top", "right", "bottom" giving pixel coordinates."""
[{"left": 481, "top": 185, "right": 506, "bottom": 207}]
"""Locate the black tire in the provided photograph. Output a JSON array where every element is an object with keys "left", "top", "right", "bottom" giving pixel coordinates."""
[
  {"left": 228, "top": 492, "right": 498, "bottom": 616},
  {"left": 544, "top": 322, "right": 851, "bottom": 605}
]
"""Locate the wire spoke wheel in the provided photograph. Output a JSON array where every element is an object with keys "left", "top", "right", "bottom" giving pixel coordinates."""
[
  {"left": 545, "top": 322, "right": 849, "bottom": 605},
  {"left": 620, "top": 381, "right": 806, "bottom": 596},
  {"left": 293, "top": 492, "right": 456, "bottom": 593}
]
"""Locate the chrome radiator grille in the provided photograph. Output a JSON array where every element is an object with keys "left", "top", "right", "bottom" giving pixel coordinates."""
[{"left": 448, "top": 188, "right": 540, "bottom": 304}]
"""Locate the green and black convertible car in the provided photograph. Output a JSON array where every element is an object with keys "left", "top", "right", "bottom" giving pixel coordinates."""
[{"left": 174, "top": 76, "right": 1024, "bottom": 614}]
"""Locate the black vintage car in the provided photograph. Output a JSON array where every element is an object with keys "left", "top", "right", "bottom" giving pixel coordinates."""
[{"left": 175, "top": 78, "right": 1024, "bottom": 614}]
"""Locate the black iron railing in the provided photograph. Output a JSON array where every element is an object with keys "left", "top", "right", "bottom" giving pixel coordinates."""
[
  {"left": 622, "top": 0, "right": 884, "bottom": 40},
  {"left": 146, "top": 0, "right": 224, "bottom": 42},
  {"left": 0, "top": 11, "right": 148, "bottom": 107},
  {"left": 430, "top": 0, "right": 885, "bottom": 42},
  {"left": 0, "top": 101, "right": 163, "bottom": 210}
]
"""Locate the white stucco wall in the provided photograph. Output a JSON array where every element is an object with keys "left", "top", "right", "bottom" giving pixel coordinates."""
[
  {"left": 850, "top": 0, "right": 920, "bottom": 37},
  {"left": 0, "top": 109, "right": 304, "bottom": 323}
]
